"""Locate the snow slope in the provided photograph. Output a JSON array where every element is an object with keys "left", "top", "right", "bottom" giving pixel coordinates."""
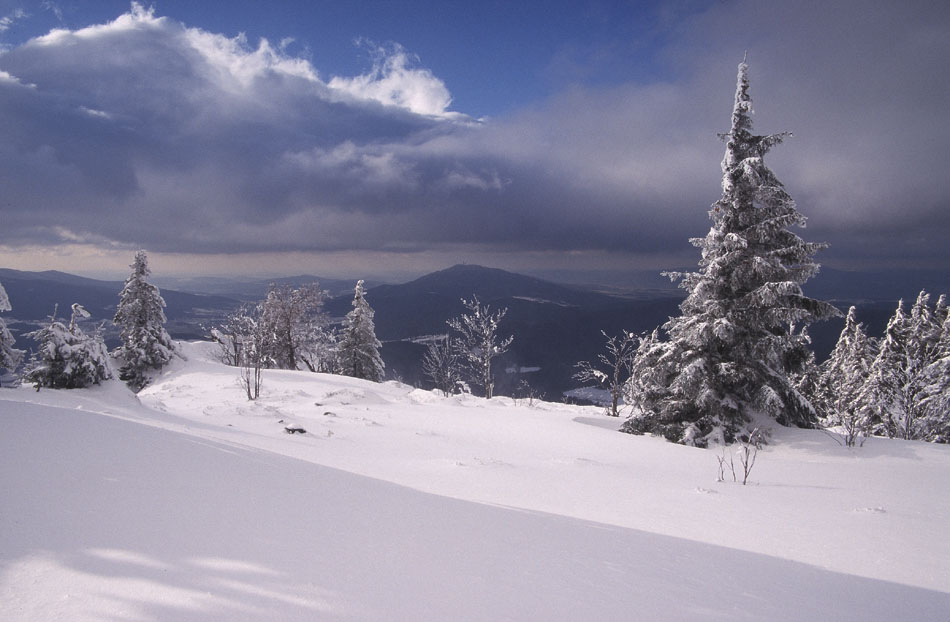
[{"left": 2, "top": 341, "right": 949, "bottom": 620}]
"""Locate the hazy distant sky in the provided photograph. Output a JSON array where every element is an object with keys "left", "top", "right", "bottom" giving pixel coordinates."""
[{"left": 0, "top": 0, "right": 947, "bottom": 280}]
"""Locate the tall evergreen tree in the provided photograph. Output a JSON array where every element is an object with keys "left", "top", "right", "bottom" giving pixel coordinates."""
[
  {"left": 337, "top": 280, "right": 385, "bottom": 382},
  {"left": 113, "top": 250, "right": 175, "bottom": 390},
  {"left": 0, "top": 281, "right": 24, "bottom": 381},
  {"left": 621, "top": 58, "right": 838, "bottom": 446}
]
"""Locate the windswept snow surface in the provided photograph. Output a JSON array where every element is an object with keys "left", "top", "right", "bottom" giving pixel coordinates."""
[{"left": 2, "top": 341, "right": 949, "bottom": 620}]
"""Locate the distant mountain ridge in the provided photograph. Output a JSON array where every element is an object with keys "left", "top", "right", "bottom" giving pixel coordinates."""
[
  {"left": 153, "top": 274, "right": 378, "bottom": 300},
  {"left": 0, "top": 268, "right": 242, "bottom": 342},
  {"left": 368, "top": 264, "right": 623, "bottom": 308},
  {"left": 3, "top": 263, "right": 948, "bottom": 398}
]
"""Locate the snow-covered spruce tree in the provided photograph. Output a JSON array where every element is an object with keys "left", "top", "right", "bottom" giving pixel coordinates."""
[
  {"left": 621, "top": 59, "right": 838, "bottom": 446},
  {"left": 25, "top": 304, "right": 112, "bottom": 389},
  {"left": 857, "top": 299, "right": 911, "bottom": 438},
  {"left": 574, "top": 330, "right": 638, "bottom": 417},
  {"left": 790, "top": 333, "right": 822, "bottom": 412},
  {"left": 113, "top": 250, "right": 175, "bottom": 390},
  {"left": 447, "top": 296, "right": 513, "bottom": 399},
  {"left": 933, "top": 294, "right": 948, "bottom": 333},
  {"left": 817, "top": 306, "right": 875, "bottom": 445},
  {"left": 0, "top": 281, "right": 25, "bottom": 383},
  {"left": 337, "top": 280, "right": 384, "bottom": 382},
  {"left": 920, "top": 310, "right": 950, "bottom": 442}
]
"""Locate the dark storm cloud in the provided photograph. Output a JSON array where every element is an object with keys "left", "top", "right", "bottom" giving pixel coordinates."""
[{"left": 0, "top": 1, "right": 948, "bottom": 271}]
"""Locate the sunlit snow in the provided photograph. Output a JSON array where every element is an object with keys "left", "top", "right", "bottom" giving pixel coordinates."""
[{"left": 1, "top": 341, "right": 948, "bottom": 620}]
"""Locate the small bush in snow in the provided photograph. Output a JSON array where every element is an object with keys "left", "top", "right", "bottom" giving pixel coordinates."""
[{"left": 715, "top": 428, "right": 764, "bottom": 485}]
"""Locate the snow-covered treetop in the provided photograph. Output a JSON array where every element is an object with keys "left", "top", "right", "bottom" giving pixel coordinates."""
[
  {"left": 719, "top": 56, "right": 791, "bottom": 191},
  {"left": 132, "top": 249, "right": 150, "bottom": 277},
  {"left": 0, "top": 282, "right": 10, "bottom": 312},
  {"left": 352, "top": 280, "right": 367, "bottom": 305},
  {"left": 844, "top": 305, "right": 858, "bottom": 328},
  {"left": 72, "top": 303, "right": 91, "bottom": 320}
]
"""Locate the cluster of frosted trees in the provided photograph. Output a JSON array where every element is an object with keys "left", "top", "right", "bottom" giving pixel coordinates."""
[
  {"left": 804, "top": 293, "right": 950, "bottom": 445},
  {"left": 214, "top": 280, "right": 384, "bottom": 399},
  {"left": 0, "top": 250, "right": 174, "bottom": 391}
]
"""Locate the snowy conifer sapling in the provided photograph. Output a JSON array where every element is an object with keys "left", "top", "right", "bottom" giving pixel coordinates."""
[
  {"left": 113, "top": 250, "right": 175, "bottom": 390},
  {"left": 622, "top": 58, "right": 838, "bottom": 446},
  {"left": 25, "top": 304, "right": 112, "bottom": 389},
  {"left": 337, "top": 280, "right": 385, "bottom": 382},
  {"left": 0, "top": 281, "right": 24, "bottom": 382}
]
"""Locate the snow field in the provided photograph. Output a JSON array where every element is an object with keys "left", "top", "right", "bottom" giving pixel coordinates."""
[{"left": 2, "top": 341, "right": 949, "bottom": 620}]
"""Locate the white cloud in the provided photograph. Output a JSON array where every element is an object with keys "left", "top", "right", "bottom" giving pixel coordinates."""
[
  {"left": 328, "top": 42, "right": 455, "bottom": 117},
  {"left": 0, "top": 0, "right": 947, "bottom": 274},
  {"left": 0, "top": 8, "right": 27, "bottom": 33},
  {"left": 285, "top": 142, "right": 421, "bottom": 189},
  {"left": 41, "top": 1, "right": 63, "bottom": 22},
  {"left": 79, "top": 106, "right": 112, "bottom": 119}
]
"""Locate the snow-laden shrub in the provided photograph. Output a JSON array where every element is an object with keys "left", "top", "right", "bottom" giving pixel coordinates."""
[{"left": 25, "top": 304, "right": 112, "bottom": 389}]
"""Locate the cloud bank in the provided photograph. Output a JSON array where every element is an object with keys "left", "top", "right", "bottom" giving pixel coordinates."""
[{"left": 0, "top": 1, "right": 947, "bottom": 275}]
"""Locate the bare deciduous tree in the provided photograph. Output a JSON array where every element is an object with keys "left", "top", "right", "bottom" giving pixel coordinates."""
[
  {"left": 259, "top": 283, "right": 330, "bottom": 371},
  {"left": 447, "top": 297, "right": 513, "bottom": 399},
  {"left": 574, "top": 330, "right": 638, "bottom": 417},
  {"left": 422, "top": 335, "right": 461, "bottom": 396}
]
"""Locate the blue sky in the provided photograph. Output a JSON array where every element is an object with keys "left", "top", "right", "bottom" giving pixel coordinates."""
[
  {"left": 0, "top": 1, "right": 686, "bottom": 117},
  {"left": 0, "top": 1, "right": 947, "bottom": 281}
]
